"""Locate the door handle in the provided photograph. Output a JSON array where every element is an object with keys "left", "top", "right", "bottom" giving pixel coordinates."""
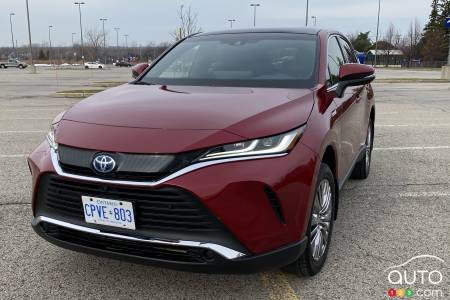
[{"left": 331, "top": 109, "right": 337, "bottom": 117}]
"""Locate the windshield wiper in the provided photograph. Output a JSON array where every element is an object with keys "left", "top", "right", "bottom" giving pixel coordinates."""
[{"left": 133, "top": 81, "right": 154, "bottom": 85}]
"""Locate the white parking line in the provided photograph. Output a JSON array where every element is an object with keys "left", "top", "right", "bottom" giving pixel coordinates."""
[
  {"left": 377, "top": 124, "right": 450, "bottom": 127},
  {"left": 0, "top": 154, "right": 28, "bottom": 158},
  {"left": 0, "top": 118, "right": 51, "bottom": 120},
  {"left": 374, "top": 146, "right": 450, "bottom": 151},
  {"left": 1, "top": 108, "right": 64, "bottom": 112},
  {"left": 377, "top": 112, "right": 399, "bottom": 115},
  {"left": 398, "top": 191, "right": 450, "bottom": 197},
  {"left": 0, "top": 131, "right": 45, "bottom": 134}
]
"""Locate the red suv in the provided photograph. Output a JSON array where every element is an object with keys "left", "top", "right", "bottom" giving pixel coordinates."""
[{"left": 29, "top": 28, "right": 375, "bottom": 276}]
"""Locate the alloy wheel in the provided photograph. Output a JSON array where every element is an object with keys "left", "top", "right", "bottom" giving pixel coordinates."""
[{"left": 310, "top": 179, "right": 333, "bottom": 261}]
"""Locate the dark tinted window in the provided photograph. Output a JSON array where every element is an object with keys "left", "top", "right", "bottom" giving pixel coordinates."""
[
  {"left": 327, "top": 36, "right": 345, "bottom": 86},
  {"left": 338, "top": 37, "right": 357, "bottom": 63},
  {"left": 140, "top": 33, "right": 318, "bottom": 88}
]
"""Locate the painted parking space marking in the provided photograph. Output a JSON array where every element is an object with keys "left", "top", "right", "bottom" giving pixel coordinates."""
[
  {"left": 0, "top": 118, "right": 52, "bottom": 120},
  {"left": 0, "top": 108, "right": 64, "bottom": 112},
  {"left": 376, "top": 124, "right": 450, "bottom": 127},
  {"left": 374, "top": 146, "right": 450, "bottom": 151},
  {"left": 0, "top": 154, "right": 28, "bottom": 158},
  {"left": 0, "top": 131, "right": 45, "bottom": 134},
  {"left": 397, "top": 191, "right": 450, "bottom": 197},
  {"left": 260, "top": 272, "right": 299, "bottom": 300}
]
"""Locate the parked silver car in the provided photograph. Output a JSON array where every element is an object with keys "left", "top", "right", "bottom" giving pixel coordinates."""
[{"left": 0, "top": 59, "right": 28, "bottom": 69}]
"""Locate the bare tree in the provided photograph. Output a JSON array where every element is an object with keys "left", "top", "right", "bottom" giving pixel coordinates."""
[
  {"left": 410, "top": 19, "right": 422, "bottom": 60},
  {"left": 383, "top": 23, "right": 400, "bottom": 66},
  {"left": 171, "top": 5, "right": 201, "bottom": 41},
  {"left": 85, "top": 28, "right": 105, "bottom": 60}
]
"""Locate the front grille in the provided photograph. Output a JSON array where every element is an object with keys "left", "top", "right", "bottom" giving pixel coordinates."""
[
  {"left": 58, "top": 144, "right": 204, "bottom": 182},
  {"left": 42, "top": 223, "right": 210, "bottom": 263},
  {"left": 40, "top": 174, "right": 223, "bottom": 233}
]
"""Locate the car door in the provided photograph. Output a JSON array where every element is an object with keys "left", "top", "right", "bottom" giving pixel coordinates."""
[
  {"left": 337, "top": 36, "right": 369, "bottom": 150},
  {"left": 326, "top": 36, "right": 361, "bottom": 181}
]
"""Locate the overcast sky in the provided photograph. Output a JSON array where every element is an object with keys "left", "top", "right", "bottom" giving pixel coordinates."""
[{"left": 1, "top": 0, "right": 431, "bottom": 47}]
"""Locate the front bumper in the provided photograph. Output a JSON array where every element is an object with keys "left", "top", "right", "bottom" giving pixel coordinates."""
[
  {"left": 29, "top": 140, "right": 317, "bottom": 271},
  {"left": 33, "top": 216, "right": 307, "bottom": 273}
]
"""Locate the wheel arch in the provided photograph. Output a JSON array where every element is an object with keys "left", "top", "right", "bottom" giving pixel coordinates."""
[
  {"left": 321, "top": 145, "right": 339, "bottom": 220},
  {"left": 370, "top": 106, "right": 375, "bottom": 124}
]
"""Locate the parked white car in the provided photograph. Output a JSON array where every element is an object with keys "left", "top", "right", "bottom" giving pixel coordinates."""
[{"left": 84, "top": 62, "right": 105, "bottom": 69}]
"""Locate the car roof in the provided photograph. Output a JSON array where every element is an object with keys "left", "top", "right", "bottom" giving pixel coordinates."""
[{"left": 194, "top": 27, "right": 324, "bottom": 37}]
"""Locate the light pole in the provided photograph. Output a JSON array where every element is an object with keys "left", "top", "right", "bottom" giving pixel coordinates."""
[
  {"left": 100, "top": 18, "right": 107, "bottom": 64},
  {"left": 25, "top": 0, "right": 35, "bottom": 73},
  {"left": 114, "top": 28, "right": 120, "bottom": 61},
  {"left": 374, "top": 0, "right": 381, "bottom": 67},
  {"left": 99, "top": 18, "right": 107, "bottom": 48},
  {"left": 250, "top": 4, "right": 260, "bottom": 27},
  {"left": 311, "top": 16, "right": 317, "bottom": 26},
  {"left": 9, "top": 13, "right": 16, "bottom": 57},
  {"left": 228, "top": 19, "right": 236, "bottom": 29},
  {"left": 48, "top": 25, "right": 53, "bottom": 63},
  {"left": 305, "top": 0, "right": 309, "bottom": 27},
  {"left": 124, "top": 34, "right": 129, "bottom": 60},
  {"left": 74, "top": 2, "right": 85, "bottom": 64},
  {"left": 114, "top": 27, "right": 120, "bottom": 48}
]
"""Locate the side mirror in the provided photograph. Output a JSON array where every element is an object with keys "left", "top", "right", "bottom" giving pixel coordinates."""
[
  {"left": 336, "top": 64, "right": 375, "bottom": 98},
  {"left": 131, "top": 63, "right": 149, "bottom": 79}
]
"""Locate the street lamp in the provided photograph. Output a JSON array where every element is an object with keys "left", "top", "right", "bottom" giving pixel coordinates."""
[
  {"left": 305, "top": 0, "right": 309, "bottom": 27},
  {"left": 124, "top": 34, "right": 129, "bottom": 61},
  {"left": 114, "top": 28, "right": 120, "bottom": 48},
  {"left": 25, "top": 0, "right": 36, "bottom": 73},
  {"left": 99, "top": 18, "right": 107, "bottom": 48},
  {"left": 250, "top": 4, "right": 260, "bottom": 27},
  {"left": 228, "top": 19, "right": 236, "bottom": 29},
  {"left": 48, "top": 25, "right": 53, "bottom": 62},
  {"left": 9, "top": 13, "right": 16, "bottom": 57},
  {"left": 100, "top": 18, "right": 107, "bottom": 64},
  {"left": 311, "top": 16, "right": 317, "bottom": 26},
  {"left": 74, "top": 2, "right": 85, "bottom": 64},
  {"left": 374, "top": 0, "right": 381, "bottom": 67}
]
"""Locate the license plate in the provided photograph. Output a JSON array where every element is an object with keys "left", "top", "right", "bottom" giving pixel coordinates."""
[{"left": 81, "top": 196, "right": 136, "bottom": 230}]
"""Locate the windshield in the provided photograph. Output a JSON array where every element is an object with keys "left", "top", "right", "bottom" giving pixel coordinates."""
[{"left": 140, "top": 33, "right": 318, "bottom": 88}]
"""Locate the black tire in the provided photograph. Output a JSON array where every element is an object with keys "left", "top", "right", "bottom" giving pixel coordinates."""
[
  {"left": 283, "top": 163, "right": 335, "bottom": 277},
  {"left": 0, "top": 65, "right": 7, "bottom": 69},
  {"left": 98, "top": 66, "right": 103, "bottom": 69},
  {"left": 18, "top": 65, "right": 23, "bottom": 69},
  {"left": 351, "top": 120, "right": 374, "bottom": 179},
  {"left": 85, "top": 66, "right": 89, "bottom": 69}
]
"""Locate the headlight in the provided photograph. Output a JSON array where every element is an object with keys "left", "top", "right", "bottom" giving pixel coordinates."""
[
  {"left": 47, "top": 111, "right": 65, "bottom": 151},
  {"left": 198, "top": 126, "right": 305, "bottom": 161},
  {"left": 47, "top": 123, "right": 58, "bottom": 150}
]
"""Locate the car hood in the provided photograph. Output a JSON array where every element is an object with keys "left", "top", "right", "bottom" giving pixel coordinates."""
[{"left": 59, "top": 84, "right": 314, "bottom": 153}]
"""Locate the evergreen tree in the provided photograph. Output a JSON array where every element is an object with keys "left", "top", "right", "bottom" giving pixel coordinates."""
[
  {"left": 420, "top": 0, "right": 449, "bottom": 62},
  {"left": 350, "top": 32, "right": 372, "bottom": 52}
]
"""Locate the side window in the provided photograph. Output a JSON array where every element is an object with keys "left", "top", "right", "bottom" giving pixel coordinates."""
[
  {"left": 338, "top": 37, "right": 357, "bottom": 63},
  {"left": 327, "top": 36, "right": 345, "bottom": 86}
]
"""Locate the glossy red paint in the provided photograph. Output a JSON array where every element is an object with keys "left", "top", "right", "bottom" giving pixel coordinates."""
[
  {"left": 339, "top": 63, "right": 375, "bottom": 81},
  {"left": 62, "top": 85, "right": 314, "bottom": 140},
  {"left": 28, "top": 28, "right": 375, "bottom": 270},
  {"left": 131, "top": 63, "right": 149, "bottom": 79}
]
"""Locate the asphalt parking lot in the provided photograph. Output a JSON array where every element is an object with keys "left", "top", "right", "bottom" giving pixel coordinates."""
[{"left": 0, "top": 67, "right": 449, "bottom": 299}]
